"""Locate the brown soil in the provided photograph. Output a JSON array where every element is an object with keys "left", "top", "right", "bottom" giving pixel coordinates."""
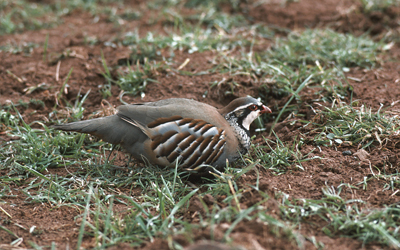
[{"left": 1, "top": 0, "right": 400, "bottom": 249}]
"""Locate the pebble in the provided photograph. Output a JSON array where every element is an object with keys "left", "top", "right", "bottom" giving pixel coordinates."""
[{"left": 342, "top": 150, "right": 352, "bottom": 156}]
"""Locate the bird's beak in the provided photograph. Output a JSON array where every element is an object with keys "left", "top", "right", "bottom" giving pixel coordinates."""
[{"left": 260, "top": 105, "right": 272, "bottom": 114}]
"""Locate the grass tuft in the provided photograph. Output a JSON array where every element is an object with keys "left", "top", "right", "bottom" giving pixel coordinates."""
[
  {"left": 304, "top": 100, "right": 400, "bottom": 148},
  {"left": 361, "top": 0, "right": 400, "bottom": 12},
  {"left": 281, "top": 185, "right": 400, "bottom": 247},
  {"left": 266, "top": 29, "right": 384, "bottom": 69}
]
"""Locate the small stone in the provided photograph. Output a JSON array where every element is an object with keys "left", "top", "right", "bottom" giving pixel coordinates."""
[{"left": 342, "top": 150, "right": 352, "bottom": 156}]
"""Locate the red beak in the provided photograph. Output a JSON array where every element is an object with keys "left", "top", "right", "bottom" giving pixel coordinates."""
[{"left": 260, "top": 105, "right": 272, "bottom": 114}]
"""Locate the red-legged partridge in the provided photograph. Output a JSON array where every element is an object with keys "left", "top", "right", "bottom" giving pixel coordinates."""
[{"left": 52, "top": 97, "right": 271, "bottom": 171}]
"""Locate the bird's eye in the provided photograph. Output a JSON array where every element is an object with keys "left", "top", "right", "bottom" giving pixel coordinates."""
[{"left": 249, "top": 104, "right": 258, "bottom": 111}]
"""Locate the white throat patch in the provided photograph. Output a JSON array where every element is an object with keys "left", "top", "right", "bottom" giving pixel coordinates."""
[{"left": 242, "top": 110, "right": 260, "bottom": 130}]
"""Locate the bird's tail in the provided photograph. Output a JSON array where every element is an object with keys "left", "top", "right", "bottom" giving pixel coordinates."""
[{"left": 51, "top": 115, "right": 130, "bottom": 145}]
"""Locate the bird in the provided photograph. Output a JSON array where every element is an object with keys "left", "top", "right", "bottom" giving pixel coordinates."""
[{"left": 51, "top": 97, "right": 271, "bottom": 172}]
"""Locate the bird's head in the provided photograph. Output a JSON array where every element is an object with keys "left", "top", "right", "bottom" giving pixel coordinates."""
[{"left": 219, "top": 96, "right": 271, "bottom": 131}]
